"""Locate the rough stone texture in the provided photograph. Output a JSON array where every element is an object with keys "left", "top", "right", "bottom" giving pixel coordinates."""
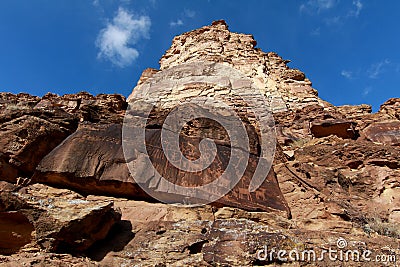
[
  {"left": 32, "top": 123, "right": 146, "bottom": 199},
  {"left": 0, "top": 115, "right": 71, "bottom": 182},
  {"left": 0, "top": 21, "right": 399, "bottom": 266},
  {"left": 77, "top": 197, "right": 399, "bottom": 266},
  {"left": 159, "top": 20, "right": 331, "bottom": 113},
  {"left": 0, "top": 92, "right": 126, "bottom": 184},
  {"left": 35, "top": 92, "right": 126, "bottom": 123},
  {"left": 0, "top": 253, "right": 98, "bottom": 266},
  {"left": 0, "top": 181, "right": 121, "bottom": 254},
  {"left": 0, "top": 211, "right": 34, "bottom": 255},
  {"left": 378, "top": 98, "right": 400, "bottom": 120},
  {"left": 275, "top": 136, "right": 400, "bottom": 227},
  {"left": 310, "top": 119, "right": 357, "bottom": 139},
  {"left": 362, "top": 121, "right": 400, "bottom": 146},
  {"left": 126, "top": 61, "right": 289, "bottom": 214}
]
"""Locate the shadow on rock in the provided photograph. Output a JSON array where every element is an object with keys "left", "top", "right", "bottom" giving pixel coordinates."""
[{"left": 85, "top": 220, "right": 135, "bottom": 261}]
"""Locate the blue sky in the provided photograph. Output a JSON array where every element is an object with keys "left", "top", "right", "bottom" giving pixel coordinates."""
[{"left": 0, "top": 0, "right": 399, "bottom": 111}]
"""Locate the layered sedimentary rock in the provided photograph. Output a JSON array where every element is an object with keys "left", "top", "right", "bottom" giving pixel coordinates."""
[
  {"left": 125, "top": 61, "right": 289, "bottom": 214},
  {"left": 0, "top": 21, "right": 399, "bottom": 266},
  {"left": 159, "top": 20, "right": 330, "bottom": 112}
]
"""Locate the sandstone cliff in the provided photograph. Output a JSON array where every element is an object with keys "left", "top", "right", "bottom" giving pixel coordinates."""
[{"left": 0, "top": 21, "right": 399, "bottom": 266}]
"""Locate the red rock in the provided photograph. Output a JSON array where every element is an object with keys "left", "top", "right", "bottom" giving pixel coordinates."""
[
  {"left": 362, "top": 120, "right": 400, "bottom": 146},
  {"left": 378, "top": 98, "right": 400, "bottom": 120},
  {"left": 0, "top": 115, "right": 72, "bottom": 183},
  {"left": 1, "top": 21, "right": 400, "bottom": 266},
  {"left": 0, "top": 182, "right": 121, "bottom": 254},
  {"left": 32, "top": 123, "right": 146, "bottom": 199},
  {"left": 310, "top": 119, "right": 357, "bottom": 139},
  {"left": 0, "top": 211, "right": 34, "bottom": 255}
]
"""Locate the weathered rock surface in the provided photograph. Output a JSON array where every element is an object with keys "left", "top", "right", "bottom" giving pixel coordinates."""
[
  {"left": 0, "top": 92, "right": 126, "bottom": 184},
  {"left": 0, "top": 181, "right": 121, "bottom": 255},
  {"left": 310, "top": 119, "right": 357, "bottom": 139},
  {"left": 32, "top": 123, "right": 146, "bottom": 199},
  {"left": 0, "top": 20, "right": 399, "bottom": 266},
  {"left": 35, "top": 92, "right": 126, "bottom": 123},
  {"left": 0, "top": 211, "right": 34, "bottom": 255},
  {"left": 362, "top": 120, "right": 400, "bottom": 146},
  {"left": 78, "top": 197, "right": 399, "bottom": 266},
  {"left": 125, "top": 61, "right": 290, "bottom": 214},
  {"left": 159, "top": 20, "right": 330, "bottom": 113}
]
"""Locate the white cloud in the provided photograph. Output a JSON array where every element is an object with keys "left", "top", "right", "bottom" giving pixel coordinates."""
[
  {"left": 367, "top": 59, "right": 390, "bottom": 79},
  {"left": 170, "top": 19, "right": 184, "bottom": 27},
  {"left": 362, "top": 87, "right": 372, "bottom": 97},
  {"left": 300, "top": 0, "right": 337, "bottom": 14},
  {"left": 96, "top": 7, "right": 151, "bottom": 67},
  {"left": 348, "top": 0, "right": 363, "bottom": 17},
  {"left": 301, "top": 0, "right": 363, "bottom": 28},
  {"left": 341, "top": 70, "right": 354, "bottom": 79},
  {"left": 184, "top": 9, "right": 196, "bottom": 18},
  {"left": 169, "top": 9, "right": 196, "bottom": 28},
  {"left": 324, "top": 16, "right": 342, "bottom": 26}
]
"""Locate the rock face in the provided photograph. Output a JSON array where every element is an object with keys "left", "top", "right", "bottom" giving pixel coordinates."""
[
  {"left": 0, "top": 92, "right": 126, "bottom": 184},
  {"left": 125, "top": 61, "right": 290, "bottom": 214},
  {"left": 362, "top": 121, "right": 400, "bottom": 146},
  {"left": 159, "top": 20, "right": 329, "bottom": 113},
  {"left": 0, "top": 21, "right": 399, "bottom": 266},
  {"left": 32, "top": 124, "right": 143, "bottom": 198},
  {"left": 0, "top": 181, "right": 121, "bottom": 255}
]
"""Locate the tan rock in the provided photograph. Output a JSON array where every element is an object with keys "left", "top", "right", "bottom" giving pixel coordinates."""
[{"left": 0, "top": 182, "right": 121, "bottom": 254}]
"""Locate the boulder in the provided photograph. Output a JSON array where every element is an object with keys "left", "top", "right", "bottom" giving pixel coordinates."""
[{"left": 0, "top": 182, "right": 121, "bottom": 254}]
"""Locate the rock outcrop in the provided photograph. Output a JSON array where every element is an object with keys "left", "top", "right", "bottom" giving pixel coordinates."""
[
  {"left": 0, "top": 21, "right": 399, "bottom": 266},
  {"left": 0, "top": 181, "right": 121, "bottom": 255},
  {"left": 159, "top": 20, "right": 329, "bottom": 113}
]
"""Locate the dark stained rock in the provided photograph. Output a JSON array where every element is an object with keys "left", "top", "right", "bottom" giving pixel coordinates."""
[
  {"left": 0, "top": 115, "right": 72, "bottom": 182},
  {"left": 0, "top": 211, "right": 34, "bottom": 255},
  {"left": 282, "top": 68, "right": 306, "bottom": 81},
  {"left": 142, "top": 128, "right": 290, "bottom": 215},
  {"left": 32, "top": 123, "right": 147, "bottom": 199},
  {"left": 33, "top": 121, "right": 290, "bottom": 216},
  {"left": 0, "top": 92, "right": 126, "bottom": 184},
  {"left": 362, "top": 120, "right": 400, "bottom": 146},
  {"left": 0, "top": 93, "right": 40, "bottom": 111},
  {"left": 310, "top": 119, "right": 357, "bottom": 139},
  {"left": 274, "top": 104, "right": 350, "bottom": 147},
  {"left": 35, "top": 91, "right": 127, "bottom": 123}
]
